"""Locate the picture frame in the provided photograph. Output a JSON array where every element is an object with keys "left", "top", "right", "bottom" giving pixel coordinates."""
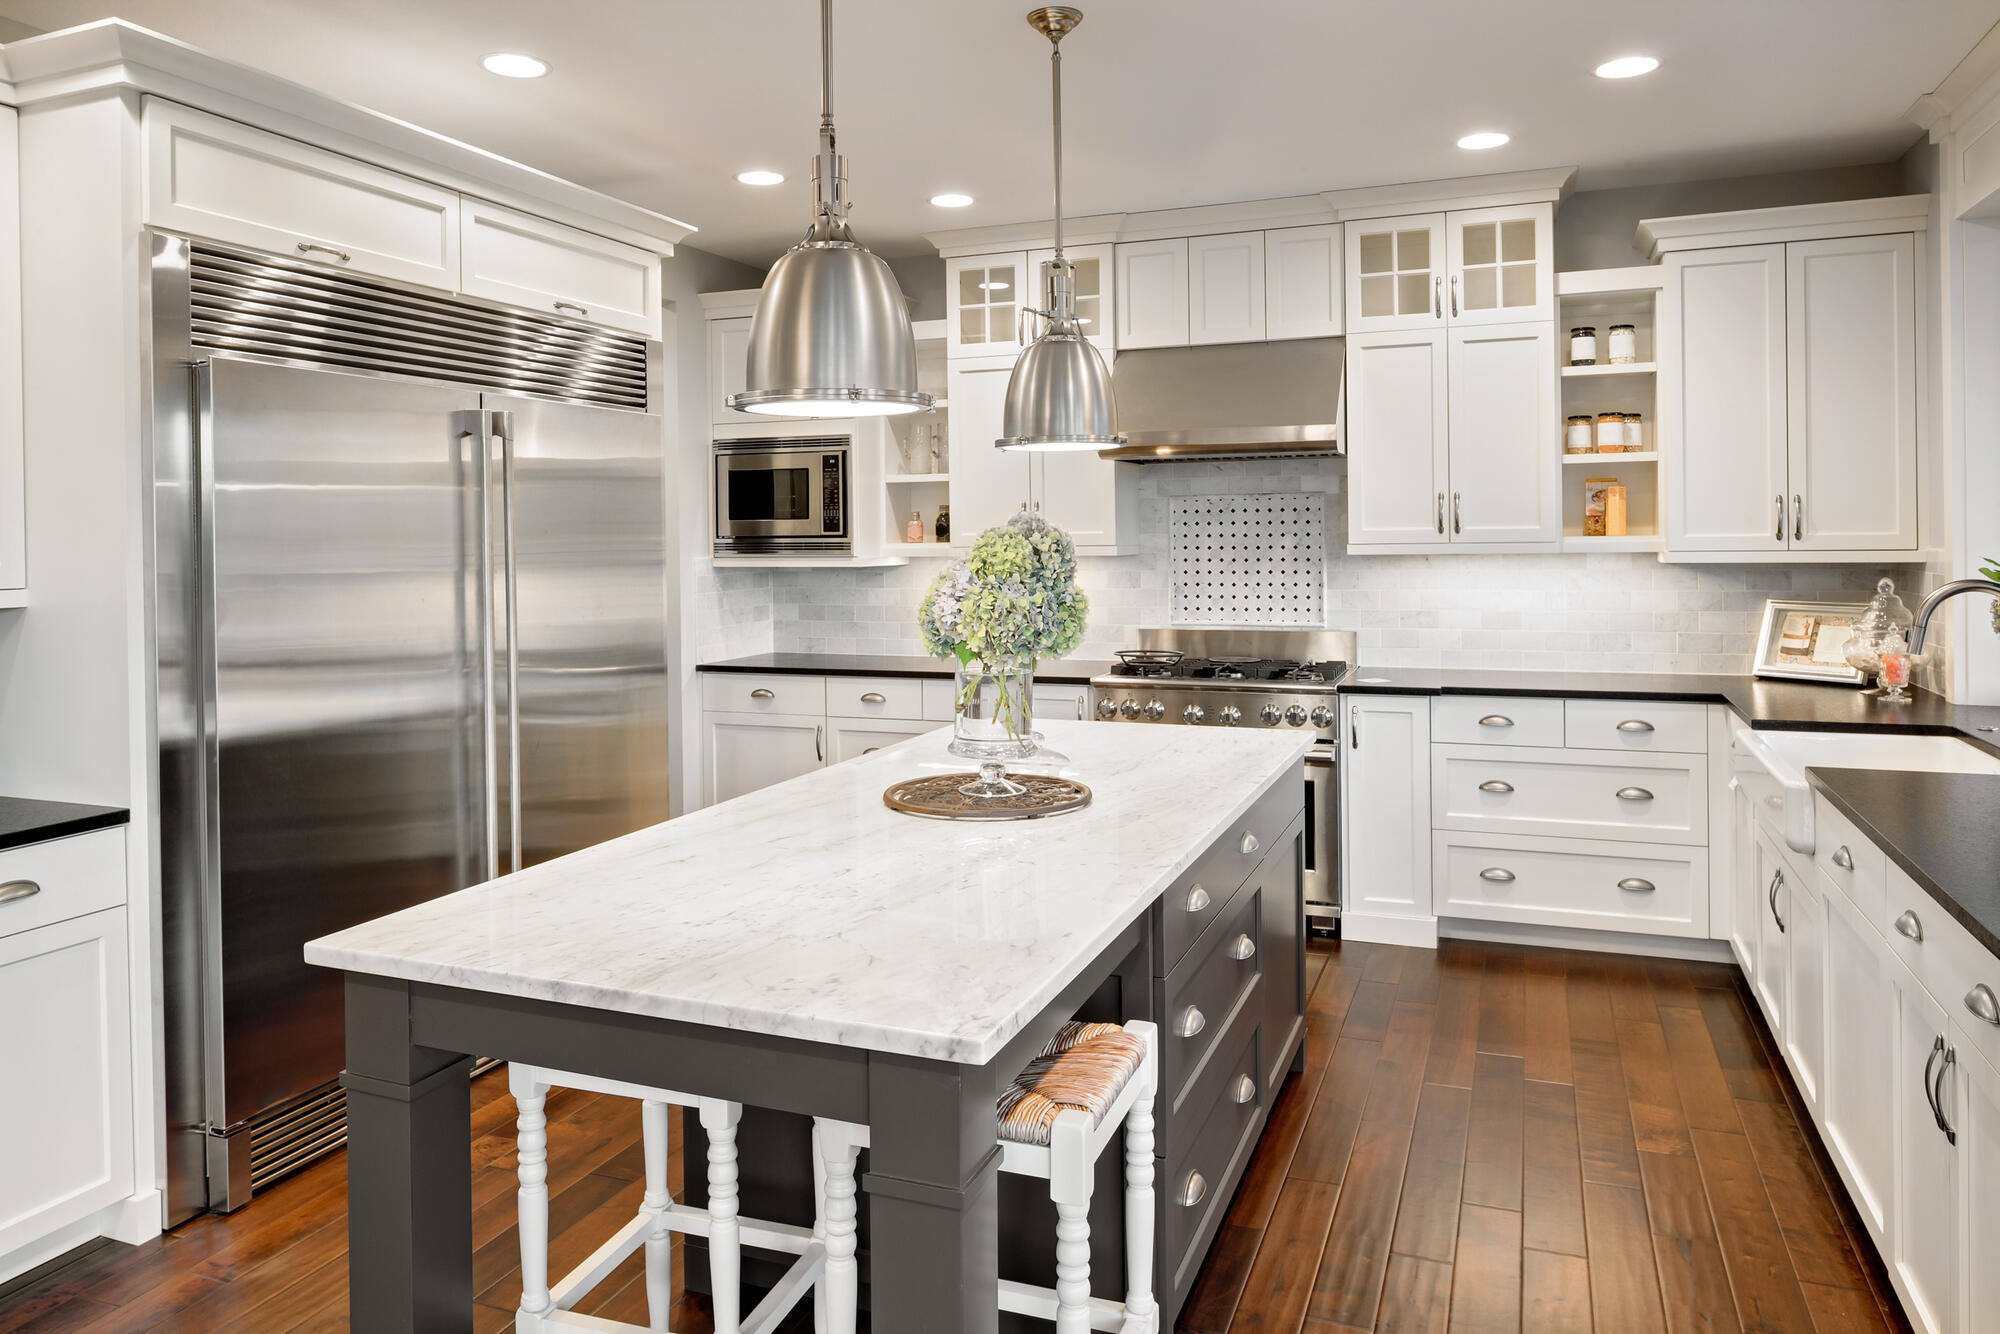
[{"left": 1751, "top": 599, "right": 1869, "bottom": 685}]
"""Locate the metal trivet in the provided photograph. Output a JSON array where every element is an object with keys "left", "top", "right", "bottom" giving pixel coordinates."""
[{"left": 883, "top": 773, "right": 1093, "bottom": 821}]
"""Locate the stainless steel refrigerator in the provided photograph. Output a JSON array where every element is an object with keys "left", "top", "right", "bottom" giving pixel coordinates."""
[{"left": 150, "top": 234, "right": 671, "bottom": 1220}]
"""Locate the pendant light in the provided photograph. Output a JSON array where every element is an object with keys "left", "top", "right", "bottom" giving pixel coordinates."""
[
  {"left": 728, "top": 0, "right": 931, "bottom": 418},
  {"left": 997, "top": 7, "right": 1126, "bottom": 452}
]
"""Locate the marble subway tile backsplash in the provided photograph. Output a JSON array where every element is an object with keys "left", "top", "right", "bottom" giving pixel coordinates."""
[{"left": 701, "top": 456, "right": 1932, "bottom": 677}]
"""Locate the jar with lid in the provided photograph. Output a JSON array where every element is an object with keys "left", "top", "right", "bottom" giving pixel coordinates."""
[
  {"left": 1569, "top": 327, "right": 1597, "bottom": 366},
  {"left": 1595, "top": 411, "right": 1625, "bottom": 452},
  {"left": 1622, "top": 411, "right": 1644, "bottom": 451},
  {"left": 1564, "top": 415, "right": 1595, "bottom": 454},
  {"left": 1608, "top": 324, "right": 1638, "bottom": 364},
  {"left": 1843, "top": 577, "right": 1915, "bottom": 691}
]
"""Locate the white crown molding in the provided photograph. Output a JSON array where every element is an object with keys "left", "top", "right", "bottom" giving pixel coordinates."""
[
  {"left": 922, "top": 212, "right": 1127, "bottom": 258},
  {"left": 1636, "top": 194, "right": 1932, "bottom": 260},
  {"left": 698, "top": 288, "right": 762, "bottom": 319},
  {"left": 1908, "top": 16, "right": 2000, "bottom": 134},
  {"left": 0, "top": 19, "right": 696, "bottom": 254},
  {"left": 1323, "top": 166, "right": 1576, "bottom": 221}
]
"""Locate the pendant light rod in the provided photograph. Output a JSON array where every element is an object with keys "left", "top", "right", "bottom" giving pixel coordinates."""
[
  {"left": 1050, "top": 28, "right": 1063, "bottom": 260},
  {"left": 813, "top": 0, "right": 847, "bottom": 238}
]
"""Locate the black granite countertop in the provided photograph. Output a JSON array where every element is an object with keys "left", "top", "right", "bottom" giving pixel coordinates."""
[
  {"left": 696, "top": 653, "right": 1117, "bottom": 686},
  {"left": 1807, "top": 768, "right": 2000, "bottom": 959},
  {"left": 0, "top": 797, "right": 129, "bottom": 853}
]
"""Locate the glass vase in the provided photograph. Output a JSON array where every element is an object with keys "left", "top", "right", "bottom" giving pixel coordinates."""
[{"left": 950, "top": 657, "right": 1035, "bottom": 796}]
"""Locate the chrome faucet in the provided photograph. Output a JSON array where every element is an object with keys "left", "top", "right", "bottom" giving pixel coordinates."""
[{"left": 1909, "top": 578, "right": 2000, "bottom": 655}]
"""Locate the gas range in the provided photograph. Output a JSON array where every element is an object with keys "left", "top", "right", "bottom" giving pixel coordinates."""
[{"left": 1088, "top": 629, "right": 1355, "bottom": 743}]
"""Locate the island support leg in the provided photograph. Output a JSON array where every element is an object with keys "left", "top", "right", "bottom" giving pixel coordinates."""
[
  {"left": 342, "top": 974, "right": 475, "bottom": 1334},
  {"left": 863, "top": 1053, "right": 1003, "bottom": 1333}
]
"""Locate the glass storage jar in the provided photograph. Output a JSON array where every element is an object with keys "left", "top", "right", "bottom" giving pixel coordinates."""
[
  {"left": 1569, "top": 327, "right": 1597, "bottom": 366},
  {"left": 1608, "top": 324, "right": 1638, "bottom": 364},
  {"left": 1564, "top": 415, "right": 1595, "bottom": 454}
]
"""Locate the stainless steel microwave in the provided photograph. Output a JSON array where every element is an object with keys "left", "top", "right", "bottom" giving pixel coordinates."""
[{"left": 712, "top": 436, "right": 850, "bottom": 555}]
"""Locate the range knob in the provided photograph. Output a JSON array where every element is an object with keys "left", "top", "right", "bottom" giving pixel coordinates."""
[
  {"left": 1259, "top": 703, "right": 1283, "bottom": 726},
  {"left": 1182, "top": 704, "right": 1206, "bottom": 724},
  {"left": 1284, "top": 704, "right": 1309, "bottom": 727},
  {"left": 1217, "top": 705, "right": 1242, "bottom": 727},
  {"left": 1119, "top": 698, "right": 1141, "bottom": 719},
  {"left": 1096, "top": 697, "right": 1118, "bottom": 719},
  {"left": 1142, "top": 698, "right": 1166, "bottom": 721},
  {"left": 1310, "top": 704, "right": 1335, "bottom": 728}
]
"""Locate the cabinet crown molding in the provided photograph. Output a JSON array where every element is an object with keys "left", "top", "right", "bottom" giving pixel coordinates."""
[
  {"left": 1906, "top": 17, "right": 2000, "bottom": 135},
  {"left": 0, "top": 18, "right": 694, "bottom": 254},
  {"left": 1637, "top": 195, "right": 1931, "bottom": 260},
  {"left": 1322, "top": 166, "right": 1576, "bottom": 221}
]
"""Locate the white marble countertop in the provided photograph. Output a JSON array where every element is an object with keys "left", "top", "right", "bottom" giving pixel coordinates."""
[{"left": 304, "top": 721, "right": 1310, "bottom": 1064}]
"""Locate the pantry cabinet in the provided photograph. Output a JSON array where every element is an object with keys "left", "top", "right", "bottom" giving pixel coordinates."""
[
  {"left": 1344, "top": 204, "right": 1551, "bottom": 335},
  {"left": 1339, "top": 694, "right": 1432, "bottom": 931}
]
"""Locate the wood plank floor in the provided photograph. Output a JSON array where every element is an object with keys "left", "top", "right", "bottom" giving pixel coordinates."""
[{"left": 0, "top": 939, "right": 1910, "bottom": 1334}]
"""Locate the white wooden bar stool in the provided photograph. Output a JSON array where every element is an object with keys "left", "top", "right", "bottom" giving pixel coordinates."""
[
  {"left": 812, "top": 1019, "right": 1160, "bottom": 1334},
  {"left": 508, "top": 1063, "right": 826, "bottom": 1334}
]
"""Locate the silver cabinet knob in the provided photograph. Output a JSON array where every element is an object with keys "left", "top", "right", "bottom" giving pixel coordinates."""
[
  {"left": 859, "top": 691, "right": 887, "bottom": 704},
  {"left": 1968, "top": 985, "right": 2000, "bottom": 1027},
  {"left": 1184, "top": 885, "right": 1211, "bottom": 914},
  {"left": 1217, "top": 705, "right": 1241, "bottom": 726},
  {"left": 1230, "top": 1074, "right": 1257, "bottom": 1105},
  {"left": 1615, "top": 787, "right": 1655, "bottom": 802},
  {"left": 1260, "top": 703, "right": 1283, "bottom": 726},
  {"left": 1618, "top": 877, "right": 1657, "bottom": 893},
  {"left": 1096, "top": 697, "right": 1118, "bottom": 718},
  {"left": 1119, "top": 698, "right": 1141, "bottom": 719},
  {"left": 1175, "top": 1005, "right": 1206, "bottom": 1038},
  {"left": 1177, "top": 1171, "right": 1208, "bottom": 1208},
  {"left": 1895, "top": 910, "right": 1924, "bottom": 942},
  {"left": 1310, "top": 705, "right": 1335, "bottom": 728},
  {"left": 1240, "top": 831, "right": 1260, "bottom": 856},
  {"left": 1478, "top": 714, "right": 1514, "bottom": 728},
  {"left": 1284, "top": 705, "right": 1308, "bottom": 727},
  {"left": 1831, "top": 846, "right": 1855, "bottom": 870},
  {"left": 1227, "top": 933, "right": 1257, "bottom": 961},
  {"left": 1615, "top": 719, "right": 1656, "bottom": 733},
  {"left": 749, "top": 688, "right": 776, "bottom": 700},
  {"left": 1182, "top": 704, "right": 1206, "bottom": 724},
  {"left": 0, "top": 880, "right": 40, "bottom": 906},
  {"left": 1478, "top": 779, "right": 1515, "bottom": 794},
  {"left": 1480, "top": 867, "right": 1516, "bottom": 883}
]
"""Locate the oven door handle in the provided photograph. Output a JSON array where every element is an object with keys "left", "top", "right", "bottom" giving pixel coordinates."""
[{"left": 1304, "top": 750, "right": 1337, "bottom": 769}]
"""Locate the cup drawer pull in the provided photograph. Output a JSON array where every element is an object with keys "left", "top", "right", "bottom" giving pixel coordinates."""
[
  {"left": 749, "top": 688, "right": 776, "bottom": 700},
  {"left": 1831, "top": 846, "right": 1855, "bottom": 870},
  {"left": 1895, "top": 909, "right": 1925, "bottom": 942},
  {"left": 1226, "top": 933, "right": 1257, "bottom": 961},
  {"left": 1618, "top": 877, "right": 1657, "bottom": 893},
  {"left": 1177, "top": 1171, "right": 1208, "bottom": 1208},
  {"left": 1229, "top": 1074, "right": 1257, "bottom": 1105},
  {"left": 1479, "top": 867, "right": 1516, "bottom": 883},
  {"left": 1184, "top": 885, "right": 1210, "bottom": 914},
  {"left": 1478, "top": 715, "right": 1514, "bottom": 728},
  {"left": 859, "top": 692, "right": 887, "bottom": 704},
  {"left": 0, "top": 880, "right": 41, "bottom": 906},
  {"left": 1968, "top": 984, "right": 2000, "bottom": 1027},
  {"left": 1615, "top": 787, "right": 1654, "bottom": 802},
  {"left": 1478, "top": 780, "right": 1514, "bottom": 794},
  {"left": 1616, "top": 719, "right": 1656, "bottom": 733},
  {"left": 1174, "top": 1006, "right": 1206, "bottom": 1039},
  {"left": 1239, "top": 831, "right": 1259, "bottom": 856}
]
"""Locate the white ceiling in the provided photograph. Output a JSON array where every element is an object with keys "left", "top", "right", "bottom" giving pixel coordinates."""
[{"left": 2, "top": 0, "right": 1994, "bottom": 267}]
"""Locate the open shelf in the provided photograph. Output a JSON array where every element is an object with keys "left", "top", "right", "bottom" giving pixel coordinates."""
[
  {"left": 1564, "top": 451, "right": 1658, "bottom": 466},
  {"left": 1560, "top": 534, "right": 1663, "bottom": 554},
  {"left": 885, "top": 473, "right": 952, "bottom": 484},
  {"left": 1562, "top": 362, "right": 1656, "bottom": 378}
]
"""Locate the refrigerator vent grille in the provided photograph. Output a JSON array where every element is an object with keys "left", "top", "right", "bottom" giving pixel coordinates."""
[
  {"left": 188, "top": 245, "right": 650, "bottom": 410},
  {"left": 246, "top": 1080, "right": 347, "bottom": 1192}
]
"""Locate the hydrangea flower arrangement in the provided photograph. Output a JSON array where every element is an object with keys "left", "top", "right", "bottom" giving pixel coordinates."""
[{"left": 918, "top": 510, "right": 1088, "bottom": 669}]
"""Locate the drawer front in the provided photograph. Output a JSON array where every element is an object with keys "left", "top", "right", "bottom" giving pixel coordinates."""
[
  {"left": 1165, "top": 1019, "right": 1264, "bottom": 1307},
  {"left": 144, "top": 98, "right": 458, "bottom": 291},
  {"left": 460, "top": 198, "right": 663, "bottom": 338},
  {"left": 1431, "top": 695, "right": 1565, "bottom": 748},
  {"left": 701, "top": 672, "right": 827, "bottom": 716},
  {"left": 1433, "top": 745, "right": 1707, "bottom": 846},
  {"left": 825, "top": 675, "right": 924, "bottom": 721},
  {"left": 1885, "top": 865, "right": 2000, "bottom": 1073},
  {"left": 1563, "top": 698, "right": 1708, "bottom": 754},
  {"left": 1032, "top": 685, "right": 1091, "bottom": 723},
  {"left": 1162, "top": 888, "right": 1262, "bottom": 1106},
  {"left": 1812, "top": 796, "right": 1887, "bottom": 921},
  {"left": 1159, "top": 777, "right": 1298, "bottom": 970},
  {"left": 1434, "top": 832, "right": 1708, "bottom": 937},
  {"left": 1162, "top": 964, "right": 1262, "bottom": 1160},
  {"left": 0, "top": 829, "right": 127, "bottom": 942},
  {"left": 921, "top": 677, "right": 958, "bottom": 723}
]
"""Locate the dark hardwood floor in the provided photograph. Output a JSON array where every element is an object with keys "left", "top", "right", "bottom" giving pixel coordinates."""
[{"left": 0, "top": 939, "right": 1909, "bottom": 1333}]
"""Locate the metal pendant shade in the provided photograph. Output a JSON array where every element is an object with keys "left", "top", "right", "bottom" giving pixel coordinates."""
[
  {"left": 998, "top": 6, "right": 1125, "bottom": 452},
  {"left": 728, "top": 0, "right": 931, "bottom": 418}
]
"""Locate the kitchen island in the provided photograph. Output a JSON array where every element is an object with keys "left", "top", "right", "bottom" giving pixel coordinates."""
[{"left": 305, "top": 719, "right": 1310, "bottom": 1333}]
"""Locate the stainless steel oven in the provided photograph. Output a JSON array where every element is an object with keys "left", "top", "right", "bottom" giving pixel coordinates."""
[
  {"left": 712, "top": 436, "right": 850, "bottom": 554},
  {"left": 1304, "top": 745, "right": 1338, "bottom": 928}
]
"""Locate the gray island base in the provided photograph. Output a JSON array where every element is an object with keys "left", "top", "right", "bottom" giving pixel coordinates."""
[{"left": 308, "top": 722, "right": 1310, "bottom": 1332}]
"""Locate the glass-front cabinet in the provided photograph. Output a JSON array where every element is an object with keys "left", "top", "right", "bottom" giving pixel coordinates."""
[
  {"left": 1344, "top": 204, "right": 1552, "bottom": 334},
  {"left": 946, "top": 252, "right": 1027, "bottom": 358},
  {"left": 1346, "top": 212, "right": 1444, "bottom": 335}
]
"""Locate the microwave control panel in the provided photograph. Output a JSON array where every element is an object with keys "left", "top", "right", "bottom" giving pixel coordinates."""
[{"left": 822, "top": 453, "right": 844, "bottom": 535}]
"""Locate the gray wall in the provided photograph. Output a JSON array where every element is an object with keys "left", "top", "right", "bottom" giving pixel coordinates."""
[{"left": 885, "top": 253, "right": 947, "bottom": 321}]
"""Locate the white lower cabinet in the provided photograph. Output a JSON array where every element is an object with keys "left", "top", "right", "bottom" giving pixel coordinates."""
[
  {"left": 0, "top": 905, "right": 133, "bottom": 1262},
  {"left": 1432, "top": 831, "right": 1705, "bottom": 936},
  {"left": 827, "top": 716, "right": 933, "bottom": 763},
  {"left": 1750, "top": 822, "right": 1792, "bottom": 1039},
  {"left": 701, "top": 710, "right": 824, "bottom": 805},
  {"left": 1821, "top": 882, "right": 1897, "bottom": 1244},
  {"left": 1781, "top": 864, "right": 1826, "bottom": 1112},
  {"left": 1956, "top": 1038, "right": 2000, "bottom": 1333},
  {"left": 1340, "top": 694, "right": 1431, "bottom": 927},
  {"left": 1727, "top": 782, "right": 1761, "bottom": 980},
  {"left": 1893, "top": 965, "right": 1959, "bottom": 1334}
]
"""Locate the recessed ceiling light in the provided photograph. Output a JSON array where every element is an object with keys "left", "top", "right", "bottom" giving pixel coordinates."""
[
  {"left": 736, "top": 169, "right": 785, "bottom": 186},
  {"left": 481, "top": 51, "right": 549, "bottom": 79},
  {"left": 1595, "top": 55, "right": 1660, "bottom": 79},
  {"left": 929, "top": 193, "right": 974, "bottom": 208},
  {"left": 1456, "top": 131, "right": 1510, "bottom": 151}
]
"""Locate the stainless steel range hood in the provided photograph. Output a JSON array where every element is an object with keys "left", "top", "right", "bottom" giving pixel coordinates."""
[{"left": 1099, "top": 336, "right": 1343, "bottom": 461}]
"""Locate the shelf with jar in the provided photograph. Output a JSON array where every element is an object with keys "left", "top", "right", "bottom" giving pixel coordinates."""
[
  {"left": 1556, "top": 268, "right": 1665, "bottom": 552},
  {"left": 879, "top": 319, "right": 964, "bottom": 553}
]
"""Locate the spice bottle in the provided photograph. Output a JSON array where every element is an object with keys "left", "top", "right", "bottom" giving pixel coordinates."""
[
  {"left": 935, "top": 505, "right": 951, "bottom": 543},
  {"left": 906, "top": 510, "right": 924, "bottom": 543},
  {"left": 1569, "top": 327, "right": 1597, "bottom": 366}
]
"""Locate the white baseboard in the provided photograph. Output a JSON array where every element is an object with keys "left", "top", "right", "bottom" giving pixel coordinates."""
[
  {"left": 101, "top": 1190, "right": 163, "bottom": 1246},
  {"left": 1340, "top": 913, "right": 1439, "bottom": 948},
  {"left": 0, "top": 1189, "right": 159, "bottom": 1287},
  {"left": 1440, "top": 917, "right": 1738, "bottom": 962}
]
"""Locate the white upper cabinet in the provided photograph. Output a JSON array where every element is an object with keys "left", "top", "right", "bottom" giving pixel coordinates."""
[
  {"left": 947, "top": 252, "right": 1028, "bottom": 358},
  {"left": 1113, "top": 238, "right": 1190, "bottom": 349},
  {"left": 708, "top": 316, "right": 751, "bottom": 427},
  {"left": 1445, "top": 204, "right": 1553, "bottom": 327},
  {"left": 1445, "top": 322, "right": 1556, "bottom": 543},
  {"left": 1347, "top": 330, "right": 1449, "bottom": 546},
  {"left": 1666, "top": 244, "right": 1790, "bottom": 553},
  {"left": 1345, "top": 213, "right": 1446, "bottom": 334},
  {"left": 143, "top": 98, "right": 459, "bottom": 291},
  {"left": 1263, "top": 224, "right": 1343, "bottom": 340},
  {"left": 0, "top": 104, "right": 20, "bottom": 597},
  {"left": 1027, "top": 244, "right": 1114, "bottom": 352},
  {"left": 1786, "top": 233, "right": 1918, "bottom": 551},
  {"left": 459, "top": 198, "right": 661, "bottom": 338},
  {"left": 1187, "top": 231, "right": 1266, "bottom": 344},
  {"left": 1034, "top": 449, "right": 1133, "bottom": 553}
]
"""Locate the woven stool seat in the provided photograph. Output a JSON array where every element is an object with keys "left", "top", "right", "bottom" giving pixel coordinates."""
[{"left": 996, "top": 1021, "right": 1148, "bottom": 1146}]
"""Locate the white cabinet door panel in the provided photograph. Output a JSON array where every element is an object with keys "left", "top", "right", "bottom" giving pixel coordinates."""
[
  {"left": 1034, "top": 450, "right": 1131, "bottom": 553},
  {"left": 1751, "top": 823, "right": 1789, "bottom": 1036},
  {"left": 709, "top": 317, "right": 752, "bottom": 426},
  {"left": 947, "top": 253, "right": 1028, "bottom": 358},
  {"left": 1340, "top": 695, "right": 1431, "bottom": 920},
  {"left": 1264, "top": 224, "right": 1342, "bottom": 339},
  {"left": 701, "top": 711, "right": 823, "bottom": 806},
  {"left": 946, "top": 360, "right": 1033, "bottom": 541},
  {"left": 1786, "top": 233, "right": 1918, "bottom": 551},
  {"left": 1728, "top": 782, "right": 1760, "bottom": 981},
  {"left": 1958, "top": 1036, "right": 2000, "bottom": 1334},
  {"left": 1344, "top": 213, "right": 1445, "bottom": 335},
  {"left": 460, "top": 198, "right": 660, "bottom": 337},
  {"left": 1822, "top": 882, "right": 1897, "bottom": 1247},
  {"left": 1446, "top": 203, "right": 1552, "bottom": 327},
  {"left": 1666, "top": 245, "right": 1789, "bottom": 552},
  {"left": 1346, "top": 330, "right": 1448, "bottom": 545},
  {"left": 1783, "top": 866, "right": 1826, "bottom": 1111},
  {"left": 1446, "top": 321, "right": 1556, "bottom": 544},
  {"left": 827, "top": 716, "right": 935, "bottom": 763},
  {"left": 1892, "top": 962, "right": 1960, "bottom": 1334},
  {"left": 1187, "top": 231, "right": 1265, "bottom": 344},
  {"left": 1114, "top": 239, "right": 1189, "bottom": 349}
]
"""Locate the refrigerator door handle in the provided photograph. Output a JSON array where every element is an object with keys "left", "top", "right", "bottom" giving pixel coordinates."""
[
  {"left": 496, "top": 410, "right": 523, "bottom": 875},
  {"left": 470, "top": 423, "right": 500, "bottom": 884}
]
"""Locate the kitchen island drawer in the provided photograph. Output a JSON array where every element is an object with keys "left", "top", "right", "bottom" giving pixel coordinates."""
[
  {"left": 1564, "top": 698, "right": 1708, "bottom": 754},
  {"left": 1431, "top": 695, "right": 1565, "bottom": 748},
  {"left": 1432, "top": 745, "right": 1707, "bottom": 845},
  {"left": 0, "top": 829, "right": 126, "bottom": 942},
  {"left": 1160, "top": 887, "right": 1262, "bottom": 1106},
  {"left": 824, "top": 675, "right": 923, "bottom": 720},
  {"left": 1433, "top": 831, "right": 1708, "bottom": 937},
  {"left": 1158, "top": 776, "right": 1298, "bottom": 971},
  {"left": 701, "top": 671, "right": 826, "bottom": 716},
  {"left": 1161, "top": 963, "right": 1262, "bottom": 1160},
  {"left": 1164, "top": 1016, "right": 1264, "bottom": 1312}
]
